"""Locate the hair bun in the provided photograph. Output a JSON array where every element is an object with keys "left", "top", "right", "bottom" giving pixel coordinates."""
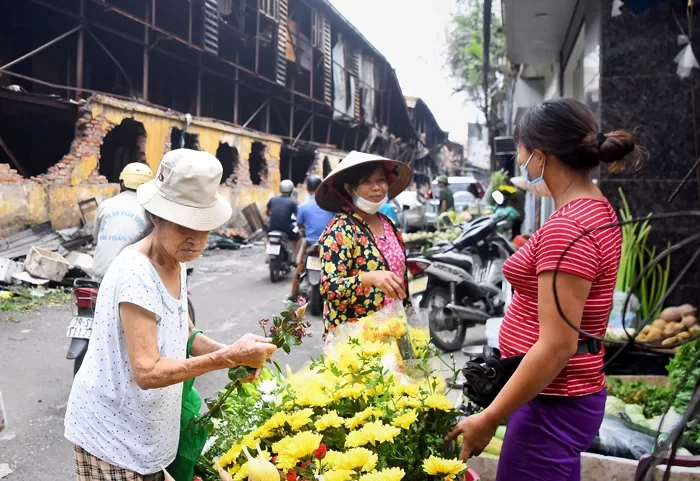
[{"left": 597, "top": 130, "right": 645, "bottom": 172}]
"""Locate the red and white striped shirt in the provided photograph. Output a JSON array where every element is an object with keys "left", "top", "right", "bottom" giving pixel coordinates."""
[{"left": 499, "top": 198, "right": 621, "bottom": 396}]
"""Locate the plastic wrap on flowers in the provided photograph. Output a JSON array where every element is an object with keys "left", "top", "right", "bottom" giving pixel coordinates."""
[{"left": 205, "top": 307, "right": 465, "bottom": 481}]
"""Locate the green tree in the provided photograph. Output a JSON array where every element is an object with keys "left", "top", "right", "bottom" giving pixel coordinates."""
[{"left": 447, "top": 0, "right": 510, "bottom": 170}]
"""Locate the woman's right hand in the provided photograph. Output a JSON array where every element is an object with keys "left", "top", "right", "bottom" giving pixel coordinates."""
[
  {"left": 361, "top": 271, "right": 406, "bottom": 300},
  {"left": 219, "top": 333, "right": 277, "bottom": 369}
]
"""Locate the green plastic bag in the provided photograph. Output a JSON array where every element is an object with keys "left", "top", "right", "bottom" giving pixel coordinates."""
[{"left": 167, "top": 329, "right": 209, "bottom": 481}]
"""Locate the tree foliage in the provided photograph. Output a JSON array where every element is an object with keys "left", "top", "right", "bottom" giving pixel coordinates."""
[{"left": 446, "top": 0, "right": 509, "bottom": 125}]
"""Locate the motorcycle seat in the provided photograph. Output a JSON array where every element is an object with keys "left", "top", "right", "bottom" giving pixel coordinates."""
[
  {"left": 431, "top": 252, "right": 474, "bottom": 272},
  {"left": 268, "top": 231, "right": 289, "bottom": 242}
]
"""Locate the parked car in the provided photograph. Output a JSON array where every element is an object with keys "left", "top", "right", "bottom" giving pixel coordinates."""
[
  {"left": 393, "top": 190, "right": 427, "bottom": 232},
  {"left": 426, "top": 176, "right": 483, "bottom": 226}
]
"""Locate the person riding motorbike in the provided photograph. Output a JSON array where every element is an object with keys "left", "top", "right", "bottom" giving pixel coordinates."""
[
  {"left": 92, "top": 162, "right": 154, "bottom": 282},
  {"left": 265, "top": 179, "right": 299, "bottom": 263},
  {"left": 290, "top": 175, "right": 334, "bottom": 300}
]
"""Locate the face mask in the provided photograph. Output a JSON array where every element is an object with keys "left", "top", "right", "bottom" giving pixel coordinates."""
[
  {"left": 353, "top": 192, "right": 389, "bottom": 214},
  {"left": 520, "top": 151, "right": 552, "bottom": 197}
]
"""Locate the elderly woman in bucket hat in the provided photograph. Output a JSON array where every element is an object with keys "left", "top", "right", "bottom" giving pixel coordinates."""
[
  {"left": 64, "top": 149, "right": 277, "bottom": 481},
  {"left": 315, "top": 151, "right": 413, "bottom": 338}
]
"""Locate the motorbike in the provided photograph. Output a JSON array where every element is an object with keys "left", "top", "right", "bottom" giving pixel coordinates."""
[
  {"left": 406, "top": 212, "right": 514, "bottom": 352},
  {"left": 267, "top": 231, "right": 297, "bottom": 282},
  {"left": 299, "top": 241, "right": 323, "bottom": 316},
  {"left": 66, "top": 269, "right": 196, "bottom": 377}
]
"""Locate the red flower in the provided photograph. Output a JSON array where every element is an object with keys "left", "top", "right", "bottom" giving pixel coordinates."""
[
  {"left": 194, "top": 477, "right": 203, "bottom": 481},
  {"left": 314, "top": 443, "right": 327, "bottom": 459},
  {"left": 335, "top": 232, "right": 345, "bottom": 244},
  {"left": 287, "top": 471, "right": 298, "bottom": 481}
]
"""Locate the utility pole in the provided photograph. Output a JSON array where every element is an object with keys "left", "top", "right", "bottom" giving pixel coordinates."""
[{"left": 482, "top": 0, "right": 495, "bottom": 172}]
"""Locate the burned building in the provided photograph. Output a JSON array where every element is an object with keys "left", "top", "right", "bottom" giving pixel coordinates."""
[
  {"left": 0, "top": 0, "right": 427, "bottom": 235},
  {"left": 404, "top": 96, "right": 453, "bottom": 186}
]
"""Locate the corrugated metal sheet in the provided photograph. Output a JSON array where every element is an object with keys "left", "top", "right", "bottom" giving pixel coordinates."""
[{"left": 0, "top": 222, "right": 64, "bottom": 260}]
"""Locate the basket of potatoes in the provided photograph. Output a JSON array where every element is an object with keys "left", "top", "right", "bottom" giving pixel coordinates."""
[{"left": 637, "top": 304, "right": 698, "bottom": 347}]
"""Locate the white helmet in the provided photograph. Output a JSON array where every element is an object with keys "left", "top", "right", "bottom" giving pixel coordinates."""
[{"left": 280, "top": 179, "right": 294, "bottom": 194}]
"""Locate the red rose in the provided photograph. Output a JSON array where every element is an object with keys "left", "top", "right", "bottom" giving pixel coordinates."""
[
  {"left": 287, "top": 471, "right": 298, "bottom": 481},
  {"left": 314, "top": 444, "right": 327, "bottom": 459}
]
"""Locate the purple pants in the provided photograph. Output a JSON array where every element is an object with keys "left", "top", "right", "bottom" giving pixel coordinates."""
[{"left": 496, "top": 389, "right": 606, "bottom": 481}]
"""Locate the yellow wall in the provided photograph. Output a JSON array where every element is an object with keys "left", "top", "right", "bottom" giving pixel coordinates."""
[
  {"left": 90, "top": 99, "right": 283, "bottom": 191},
  {"left": 0, "top": 184, "right": 119, "bottom": 237}
]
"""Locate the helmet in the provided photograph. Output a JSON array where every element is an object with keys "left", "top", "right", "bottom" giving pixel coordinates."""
[
  {"left": 280, "top": 179, "right": 294, "bottom": 194},
  {"left": 119, "top": 162, "right": 153, "bottom": 190},
  {"left": 436, "top": 175, "right": 449, "bottom": 185},
  {"left": 307, "top": 175, "right": 322, "bottom": 191}
]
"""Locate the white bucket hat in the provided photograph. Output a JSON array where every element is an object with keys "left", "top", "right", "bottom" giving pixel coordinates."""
[{"left": 137, "top": 149, "right": 232, "bottom": 231}]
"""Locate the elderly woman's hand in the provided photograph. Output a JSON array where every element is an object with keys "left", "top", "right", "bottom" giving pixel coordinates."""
[{"left": 218, "top": 333, "right": 277, "bottom": 370}]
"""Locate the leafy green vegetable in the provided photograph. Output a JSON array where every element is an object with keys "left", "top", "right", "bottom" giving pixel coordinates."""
[
  {"left": 667, "top": 339, "right": 700, "bottom": 412},
  {"left": 606, "top": 378, "right": 672, "bottom": 418}
]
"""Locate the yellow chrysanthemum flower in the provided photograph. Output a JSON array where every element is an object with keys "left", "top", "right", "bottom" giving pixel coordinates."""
[
  {"left": 391, "top": 410, "right": 418, "bottom": 430},
  {"left": 272, "top": 431, "right": 323, "bottom": 460},
  {"left": 422, "top": 456, "right": 466, "bottom": 481},
  {"left": 334, "top": 383, "right": 365, "bottom": 401},
  {"left": 345, "top": 407, "right": 375, "bottom": 429},
  {"left": 263, "top": 412, "right": 288, "bottom": 431},
  {"left": 345, "top": 421, "right": 401, "bottom": 447},
  {"left": 315, "top": 411, "right": 345, "bottom": 431},
  {"left": 232, "top": 462, "right": 249, "bottom": 481},
  {"left": 337, "top": 448, "right": 378, "bottom": 472},
  {"left": 424, "top": 393, "right": 454, "bottom": 411},
  {"left": 241, "top": 433, "right": 258, "bottom": 449},
  {"left": 324, "top": 470, "right": 355, "bottom": 481},
  {"left": 217, "top": 443, "right": 243, "bottom": 468},
  {"left": 286, "top": 408, "right": 315, "bottom": 430},
  {"left": 322, "top": 450, "right": 346, "bottom": 470},
  {"left": 275, "top": 454, "right": 298, "bottom": 471},
  {"left": 395, "top": 396, "right": 421, "bottom": 410},
  {"left": 358, "top": 467, "right": 405, "bottom": 481}
]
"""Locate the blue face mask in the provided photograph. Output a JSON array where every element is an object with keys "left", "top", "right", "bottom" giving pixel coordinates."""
[
  {"left": 520, "top": 151, "right": 551, "bottom": 197},
  {"left": 521, "top": 151, "right": 541, "bottom": 184}
]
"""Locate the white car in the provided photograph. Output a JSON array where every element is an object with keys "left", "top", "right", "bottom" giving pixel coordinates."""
[
  {"left": 426, "top": 176, "right": 483, "bottom": 226},
  {"left": 393, "top": 191, "right": 428, "bottom": 232}
]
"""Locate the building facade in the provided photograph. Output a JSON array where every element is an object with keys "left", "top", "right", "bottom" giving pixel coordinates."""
[
  {"left": 503, "top": 0, "right": 700, "bottom": 302},
  {"left": 0, "top": 0, "right": 436, "bottom": 235}
]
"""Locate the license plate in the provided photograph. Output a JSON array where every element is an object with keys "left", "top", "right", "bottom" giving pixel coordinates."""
[
  {"left": 66, "top": 316, "right": 94, "bottom": 339},
  {"left": 306, "top": 256, "right": 321, "bottom": 270},
  {"left": 408, "top": 276, "right": 428, "bottom": 296},
  {"left": 266, "top": 244, "right": 281, "bottom": 255}
]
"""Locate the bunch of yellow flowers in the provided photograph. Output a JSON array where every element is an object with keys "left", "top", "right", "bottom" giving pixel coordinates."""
[{"left": 212, "top": 312, "right": 465, "bottom": 481}]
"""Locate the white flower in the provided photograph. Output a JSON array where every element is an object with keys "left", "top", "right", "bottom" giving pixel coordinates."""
[
  {"left": 258, "top": 379, "right": 278, "bottom": 395},
  {"left": 202, "top": 435, "right": 218, "bottom": 455},
  {"left": 261, "top": 393, "right": 281, "bottom": 404},
  {"left": 211, "top": 418, "right": 224, "bottom": 429}
]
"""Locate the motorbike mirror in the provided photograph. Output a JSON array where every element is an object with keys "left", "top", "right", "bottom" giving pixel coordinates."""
[
  {"left": 403, "top": 204, "right": 411, "bottom": 211},
  {"left": 492, "top": 191, "right": 505, "bottom": 205}
]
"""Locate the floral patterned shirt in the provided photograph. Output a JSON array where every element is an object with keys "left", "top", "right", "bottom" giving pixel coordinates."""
[{"left": 319, "top": 210, "right": 409, "bottom": 336}]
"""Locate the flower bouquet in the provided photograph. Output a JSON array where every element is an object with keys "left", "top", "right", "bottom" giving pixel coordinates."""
[{"left": 197, "top": 303, "right": 467, "bottom": 481}]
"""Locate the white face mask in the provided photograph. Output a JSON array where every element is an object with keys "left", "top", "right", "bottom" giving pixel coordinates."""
[
  {"left": 353, "top": 192, "right": 389, "bottom": 215},
  {"left": 520, "top": 151, "right": 552, "bottom": 197}
]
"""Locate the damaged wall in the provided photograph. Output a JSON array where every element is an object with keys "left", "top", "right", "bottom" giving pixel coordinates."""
[
  {"left": 0, "top": 183, "right": 118, "bottom": 237},
  {"left": 0, "top": 95, "right": 286, "bottom": 236}
]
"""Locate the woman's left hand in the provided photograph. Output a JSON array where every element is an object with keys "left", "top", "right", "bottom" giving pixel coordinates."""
[{"left": 445, "top": 412, "right": 499, "bottom": 460}]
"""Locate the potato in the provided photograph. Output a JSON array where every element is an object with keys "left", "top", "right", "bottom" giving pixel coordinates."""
[
  {"left": 677, "top": 331, "right": 691, "bottom": 341},
  {"left": 660, "top": 307, "right": 683, "bottom": 322},
  {"left": 652, "top": 319, "right": 667, "bottom": 330},
  {"left": 680, "top": 304, "right": 697, "bottom": 317},
  {"left": 664, "top": 323, "right": 678, "bottom": 335},
  {"left": 662, "top": 337, "right": 676, "bottom": 346},
  {"left": 637, "top": 333, "right": 648, "bottom": 342},
  {"left": 641, "top": 325, "right": 653, "bottom": 335},
  {"left": 648, "top": 327, "right": 664, "bottom": 340},
  {"left": 681, "top": 316, "right": 697, "bottom": 328}
]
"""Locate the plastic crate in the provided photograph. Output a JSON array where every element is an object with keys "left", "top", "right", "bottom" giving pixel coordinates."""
[{"left": 24, "top": 247, "right": 71, "bottom": 282}]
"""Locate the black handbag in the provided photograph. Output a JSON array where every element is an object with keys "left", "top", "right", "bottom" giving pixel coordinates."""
[
  {"left": 462, "top": 340, "right": 601, "bottom": 409},
  {"left": 461, "top": 347, "right": 524, "bottom": 409}
]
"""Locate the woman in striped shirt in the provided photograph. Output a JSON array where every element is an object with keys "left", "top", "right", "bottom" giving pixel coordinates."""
[{"left": 447, "top": 98, "right": 645, "bottom": 481}]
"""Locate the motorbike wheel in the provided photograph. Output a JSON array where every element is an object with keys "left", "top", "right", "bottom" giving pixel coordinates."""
[
  {"left": 309, "top": 286, "right": 323, "bottom": 316},
  {"left": 188, "top": 297, "right": 196, "bottom": 326},
  {"left": 73, "top": 353, "right": 85, "bottom": 377},
  {"left": 424, "top": 287, "right": 467, "bottom": 352},
  {"left": 269, "top": 259, "right": 281, "bottom": 283}
]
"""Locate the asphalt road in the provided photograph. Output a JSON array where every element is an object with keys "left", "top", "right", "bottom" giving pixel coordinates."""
[{"left": 0, "top": 246, "right": 479, "bottom": 480}]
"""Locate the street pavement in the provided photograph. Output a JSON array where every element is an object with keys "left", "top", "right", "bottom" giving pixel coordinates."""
[{"left": 0, "top": 246, "right": 481, "bottom": 480}]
